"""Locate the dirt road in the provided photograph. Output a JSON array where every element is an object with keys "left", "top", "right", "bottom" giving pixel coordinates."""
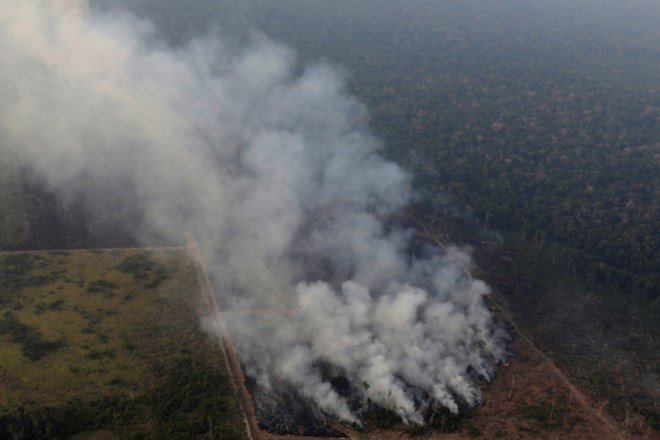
[
  {"left": 184, "top": 227, "right": 650, "bottom": 439},
  {"left": 185, "top": 232, "right": 260, "bottom": 440}
]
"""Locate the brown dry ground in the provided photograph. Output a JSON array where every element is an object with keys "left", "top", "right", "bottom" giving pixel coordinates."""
[
  {"left": 3, "top": 238, "right": 655, "bottom": 440},
  {"left": 238, "top": 290, "right": 658, "bottom": 439},
  {"left": 184, "top": 228, "right": 658, "bottom": 440},
  {"left": 253, "top": 303, "right": 658, "bottom": 440}
]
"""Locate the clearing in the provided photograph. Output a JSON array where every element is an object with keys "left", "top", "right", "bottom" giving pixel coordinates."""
[{"left": 0, "top": 248, "right": 246, "bottom": 439}]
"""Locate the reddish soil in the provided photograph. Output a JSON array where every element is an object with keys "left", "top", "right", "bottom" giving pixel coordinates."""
[
  {"left": 186, "top": 231, "right": 658, "bottom": 440},
  {"left": 330, "top": 310, "right": 658, "bottom": 440},
  {"left": 456, "top": 317, "right": 654, "bottom": 440},
  {"left": 186, "top": 232, "right": 259, "bottom": 440}
]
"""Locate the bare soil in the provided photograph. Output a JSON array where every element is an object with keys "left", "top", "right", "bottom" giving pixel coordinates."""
[
  {"left": 187, "top": 229, "right": 658, "bottom": 440},
  {"left": 320, "top": 299, "right": 657, "bottom": 440},
  {"left": 313, "top": 312, "right": 657, "bottom": 440}
]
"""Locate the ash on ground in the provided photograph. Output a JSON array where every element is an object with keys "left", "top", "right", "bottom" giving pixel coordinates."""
[{"left": 245, "top": 374, "right": 348, "bottom": 437}]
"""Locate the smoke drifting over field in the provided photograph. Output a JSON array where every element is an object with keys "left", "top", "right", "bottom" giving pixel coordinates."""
[{"left": 0, "top": 0, "right": 506, "bottom": 423}]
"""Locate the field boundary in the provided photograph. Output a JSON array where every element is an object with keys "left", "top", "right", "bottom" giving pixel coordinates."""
[
  {"left": 0, "top": 245, "right": 186, "bottom": 255},
  {"left": 185, "top": 232, "right": 259, "bottom": 440}
]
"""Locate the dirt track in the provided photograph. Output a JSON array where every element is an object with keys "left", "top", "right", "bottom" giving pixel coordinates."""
[
  {"left": 413, "top": 223, "right": 657, "bottom": 440},
  {"left": 5, "top": 235, "right": 646, "bottom": 439},
  {"left": 185, "top": 232, "right": 260, "bottom": 440},
  {"left": 497, "top": 304, "right": 631, "bottom": 439},
  {"left": 185, "top": 227, "right": 655, "bottom": 440}
]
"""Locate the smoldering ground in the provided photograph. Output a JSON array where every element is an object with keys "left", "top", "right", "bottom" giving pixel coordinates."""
[{"left": 0, "top": 0, "right": 507, "bottom": 426}]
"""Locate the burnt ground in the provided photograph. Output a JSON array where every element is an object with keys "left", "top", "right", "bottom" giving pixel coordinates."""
[
  {"left": 246, "top": 377, "right": 346, "bottom": 437},
  {"left": 405, "top": 207, "right": 659, "bottom": 434},
  {"left": 361, "top": 322, "right": 657, "bottom": 440},
  {"left": 209, "top": 224, "right": 657, "bottom": 440},
  {"left": 471, "top": 237, "right": 660, "bottom": 432},
  {"left": 4, "top": 183, "right": 658, "bottom": 439},
  {"left": 232, "top": 276, "right": 656, "bottom": 440}
]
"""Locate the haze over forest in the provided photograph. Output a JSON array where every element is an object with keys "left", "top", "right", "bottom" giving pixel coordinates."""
[
  {"left": 1, "top": 0, "right": 659, "bottom": 436},
  {"left": 93, "top": 0, "right": 660, "bottom": 300},
  {"left": 91, "top": 0, "right": 660, "bottom": 428}
]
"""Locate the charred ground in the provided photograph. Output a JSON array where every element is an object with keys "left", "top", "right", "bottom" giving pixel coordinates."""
[{"left": 1, "top": 178, "right": 657, "bottom": 438}]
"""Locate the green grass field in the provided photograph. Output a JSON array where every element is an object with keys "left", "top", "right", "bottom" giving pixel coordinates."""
[{"left": 0, "top": 249, "right": 246, "bottom": 440}]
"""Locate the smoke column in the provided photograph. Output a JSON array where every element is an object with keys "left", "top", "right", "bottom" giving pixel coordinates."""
[{"left": 0, "top": 0, "right": 506, "bottom": 423}]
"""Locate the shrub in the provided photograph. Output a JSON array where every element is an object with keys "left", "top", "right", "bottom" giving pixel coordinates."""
[
  {"left": 0, "top": 311, "right": 65, "bottom": 361},
  {"left": 117, "top": 253, "right": 169, "bottom": 288},
  {"left": 87, "top": 280, "right": 119, "bottom": 293}
]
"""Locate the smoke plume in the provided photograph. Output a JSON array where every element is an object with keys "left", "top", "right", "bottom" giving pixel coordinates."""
[{"left": 0, "top": 0, "right": 506, "bottom": 423}]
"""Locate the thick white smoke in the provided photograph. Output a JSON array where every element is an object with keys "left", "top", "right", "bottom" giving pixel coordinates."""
[{"left": 0, "top": 0, "right": 506, "bottom": 423}]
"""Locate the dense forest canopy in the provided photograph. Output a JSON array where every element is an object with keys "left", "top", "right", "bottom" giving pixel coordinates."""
[
  {"left": 92, "top": 0, "right": 660, "bottom": 301},
  {"left": 238, "top": 0, "right": 660, "bottom": 302},
  {"left": 0, "top": 0, "right": 656, "bottom": 433}
]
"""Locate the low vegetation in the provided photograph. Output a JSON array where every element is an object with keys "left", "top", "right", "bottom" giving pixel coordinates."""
[
  {"left": 462, "top": 221, "right": 660, "bottom": 431},
  {"left": 116, "top": 252, "right": 169, "bottom": 288},
  {"left": 0, "top": 249, "right": 246, "bottom": 440},
  {"left": 0, "top": 310, "right": 65, "bottom": 361}
]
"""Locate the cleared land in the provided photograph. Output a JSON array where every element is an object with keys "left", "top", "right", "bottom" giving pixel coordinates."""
[
  {"left": 0, "top": 244, "right": 655, "bottom": 440},
  {"left": 236, "top": 295, "right": 654, "bottom": 440},
  {"left": 337, "top": 293, "right": 657, "bottom": 440},
  {"left": 0, "top": 249, "right": 246, "bottom": 439}
]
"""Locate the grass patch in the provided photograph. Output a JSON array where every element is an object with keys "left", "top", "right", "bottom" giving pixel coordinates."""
[
  {"left": 116, "top": 252, "right": 170, "bottom": 288},
  {"left": 34, "top": 299, "right": 65, "bottom": 315},
  {"left": 0, "top": 254, "right": 62, "bottom": 290},
  {"left": 465, "top": 422, "right": 482, "bottom": 437},
  {"left": 86, "top": 349, "right": 116, "bottom": 360},
  {"left": 634, "top": 406, "right": 660, "bottom": 431},
  {"left": 0, "top": 311, "right": 65, "bottom": 360},
  {"left": 87, "top": 280, "right": 118, "bottom": 293},
  {"left": 519, "top": 398, "right": 569, "bottom": 429}
]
